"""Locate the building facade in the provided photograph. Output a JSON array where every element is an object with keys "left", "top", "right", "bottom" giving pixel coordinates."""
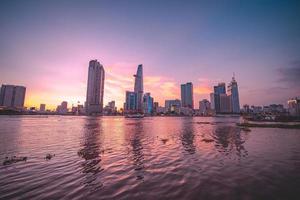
[
  {"left": 39, "top": 104, "right": 46, "bottom": 112},
  {"left": 125, "top": 91, "right": 137, "bottom": 112},
  {"left": 227, "top": 77, "right": 240, "bottom": 113},
  {"left": 143, "top": 93, "right": 153, "bottom": 114},
  {"left": 86, "top": 60, "right": 105, "bottom": 115},
  {"left": 0, "top": 84, "right": 26, "bottom": 108},
  {"left": 153, "top": 102, "right": 159, "bottom": 113},
  {"left": 56, "top": 101, "right": 68, "bottom": 114},
  {"left": 212, "top": 83, "right": 226, "bottom": 113},
  {"left": 181, "top": 82, "right": 194, "bottom": 109},
  {"left": 103, "top": 100, "right": 117, "bottom": 115},
  {"left": 165, "top": 99, "right": 181, "bottom": 113},
  {"left": 220, "top": 94, "right": 231, "bottom": 113},
  {"left": 288, "top": 97, "right": 300, "bottom": 116},
  {"left": 199, "top": 99, "right": 211, "bottom": 115},
  {"left": 134, "top": 64, "right": 144, "bottom": 113}
]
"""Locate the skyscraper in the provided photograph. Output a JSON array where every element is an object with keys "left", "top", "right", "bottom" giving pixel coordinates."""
[
  {"left": 143, "top": 92, "right": 153, "bottom": 114},
  {"left": 125, "top": 91, "right": 137, "bottom": 112},
  {"left": 181, "top": 82, "right": 194, "bottom": 109},
  {"left": 134, "top": 64, "right": 144, "bottom": 113},
  {"left": 227, "top": 76, "right": 240, "bottom": 113},
  {"left": 86, "top": 60, "right": 105, "bottom": 115},
  {"left": 0, "top": 84, "right": 26, "bottom": 108},
  {"left": 212, "top": 82, "right": 226, "bottom": 113},
  {"left": 219, "top": 94, "right": 231, "bottom": 113}
]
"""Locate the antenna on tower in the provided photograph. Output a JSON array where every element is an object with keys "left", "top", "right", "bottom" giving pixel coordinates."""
[{"left": 232, "top": 72, "right": 236, "bottom": 81}]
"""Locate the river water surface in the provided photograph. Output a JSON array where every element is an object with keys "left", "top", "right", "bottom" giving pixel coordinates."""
[{"left": 0, "top": 116, "right": 299, "bottom": 200}]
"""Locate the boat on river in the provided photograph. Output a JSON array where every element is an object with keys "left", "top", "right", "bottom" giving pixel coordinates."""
[{"left": 125, "top": 113, "right": 144, "bottom": 118}]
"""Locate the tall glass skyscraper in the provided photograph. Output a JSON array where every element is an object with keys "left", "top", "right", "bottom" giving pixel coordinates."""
[
  {"left": 125, "top": 91, "right": 137, "bottom": 111},
  {"left": 181, "top": 82, "right": 194, "bottom": 109},
  {"left": 227, "top": 77, "right": 240, "bottom": 113},
  {"left": 143, "top": 92, "right": 153, "bottom": 114},
  {"left": 212, "top": 82, "right": 226, "bottom": 113},
  {"left": 134, "top": 64, "right": 144, "bottom": 113},
  {"left": 85, "top": 60, "right": 105, "bottom": 115}
]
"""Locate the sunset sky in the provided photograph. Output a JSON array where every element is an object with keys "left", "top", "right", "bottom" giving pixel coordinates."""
[{"left": 0, "top": 0, "right": 299, "bottom": 110}]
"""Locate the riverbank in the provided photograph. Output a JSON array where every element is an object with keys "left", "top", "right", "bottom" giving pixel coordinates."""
[{"left": 237, "top": 122, "right": 300, "bottom": 129}]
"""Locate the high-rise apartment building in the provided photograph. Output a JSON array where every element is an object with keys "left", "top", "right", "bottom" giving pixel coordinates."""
[
  {"left": 227, "top": 76, "right": 240, "bottom": 113},
  {"left": 143, "top": 93, "right": 153, "bottom": 114},
  {"left": 0, "top": 84, "right": 26, "bottom": 108},
  {"left": 134, "top": 64, "right": 144, "bottom": 113},
  {"left": 125, "top": 91, "right": 138, "bottom": 112},
  {"left": 219, "top": 94, "right": 231, "bottom": 113},
  {"left": 86, "top": 60, "right": 105, "bottom": 115},
  {"left": 181, "top": 82, "right": 194, "bottom": 109},
  {"left": 212, "top": 83, "right": 226, "bottom": 113}
]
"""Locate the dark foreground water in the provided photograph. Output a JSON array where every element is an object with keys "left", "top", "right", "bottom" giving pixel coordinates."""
[{"left": 0, "top": 116, "right": 299, "bottom": 200}]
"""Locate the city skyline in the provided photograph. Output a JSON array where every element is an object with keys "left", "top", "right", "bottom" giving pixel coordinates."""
[{"left": 0, "top": 0, "right": 299, "bottom": 109}]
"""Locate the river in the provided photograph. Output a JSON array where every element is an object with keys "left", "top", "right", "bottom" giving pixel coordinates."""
[{"left": 0, "top": 116, "right": 299, "bottom": 200}]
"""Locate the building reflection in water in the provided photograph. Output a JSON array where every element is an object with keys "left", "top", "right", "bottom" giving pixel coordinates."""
[
  {"left": 180, "top": 118, "right": 196, "bottom": 154},
  {"left": 212, "top": 125, "right": 248, "bottom": 158},
  {"left": 77, "top": 117, "right": 104, "bottom": 190},
  {"left": 0, "top": 117, "right": 23, "bottom": 154},
  {"left": 124, "top": 120, "right": 145, "bottom": 180}
]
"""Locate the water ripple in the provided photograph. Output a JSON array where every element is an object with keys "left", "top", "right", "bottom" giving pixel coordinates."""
[{"left": 0, "top": 116, "right": 299, "bottom": 199}]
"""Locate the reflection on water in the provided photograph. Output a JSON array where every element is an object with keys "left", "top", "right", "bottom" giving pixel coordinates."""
[
  {"left": 78, "top": 118, "right": 104, "bottom": 190},
  {"left": 180, "top": 118, "right": 196, "bottom": 154},
  {"left": 213, "top": 125, "right": 248, "bottom": 158},
  {"left": 0, "top": 116, "right": 299, "bottom": 200},
  {"left": 125, "top": 120, "right": 145, "bottom": 180}
]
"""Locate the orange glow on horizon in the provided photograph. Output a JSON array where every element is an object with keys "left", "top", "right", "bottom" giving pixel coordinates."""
[{"left": 24, "top": 65, "right": 213, "bottom": 110}]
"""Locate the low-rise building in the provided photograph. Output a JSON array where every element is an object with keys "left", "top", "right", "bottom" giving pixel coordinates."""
[
  {"left": 199, "top": 99, "right": 211, "bottom": 116},
  {"left": 165, "top": 99, "right": 181, "bottom": 114},
  {"left": 39, "top": 104, "right": 46, "bottom": 112}
]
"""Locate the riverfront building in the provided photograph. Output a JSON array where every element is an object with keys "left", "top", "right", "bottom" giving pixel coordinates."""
[
  {"left": 211, "top": 83, "right": 226, "bottom": 113},
  {"left": 0, "top": 84, "right": 26, "bottom": 108},
  {"left": 199, "top": 99, "right": 211, "bottom": 115},
  {"left": 125, "top": 91, "right": 137, "bottom": 112},
  {"left": 124, "top": 64, "right": 144, "bottom": 113},
  {"left": 143, "top": 93, "right": 154, "bottom": 114},
  {"left": 39, "top": 104, "right": 46, "bottom": 112},
  {"left": 86, "top": 60, "right": 105, "bottom": 115},
  {"left": 227, "top": 76, "right": 240, "bottom": 113},
  {"left": 181, "top": 82, "right": 194, "bottom": 109},
  {"left": 134, "top": 64, "right": 144, "bottom": 113},
  {"left": 103, "top": 101, "right": 117, "bottom": 115},
  {"left": 153, "top": 102, "right": 159, "bottom": 113},
  {"left": 56, "top": 101, "right": 68, "bottom": 114},
  {"left": 220, "top": 94, "right": 231, "bottom": 113},
  {"left": 210, "top": 77, "right": 240, "bottom": 114},
  {"left": 165, "top": 99, "right": 181, "bottom": 113},
  {"left": 288, "top": 97, "right": 300, "bottom": 116}
]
